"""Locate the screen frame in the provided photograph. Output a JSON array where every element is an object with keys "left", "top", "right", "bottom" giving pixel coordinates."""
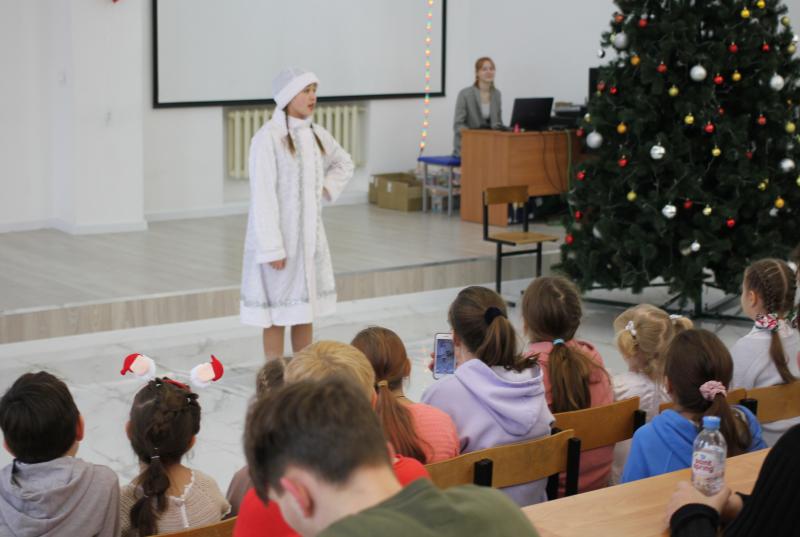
[{"left": 151, "top": 0, "right": 448, "bottom": 108}]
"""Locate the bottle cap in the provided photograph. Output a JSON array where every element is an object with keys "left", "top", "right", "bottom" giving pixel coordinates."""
[{"left": 702, "top": 416, "right": 721, "bottom": 430}]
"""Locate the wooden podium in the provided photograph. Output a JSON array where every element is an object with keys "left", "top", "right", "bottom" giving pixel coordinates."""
[{"left": 460, "top": 129, "right": 579, "bottom": 226}]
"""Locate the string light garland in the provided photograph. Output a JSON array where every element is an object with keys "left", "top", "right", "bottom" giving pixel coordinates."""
[{"left": 419, "top": 0, "right": 434, "bottom": 154}]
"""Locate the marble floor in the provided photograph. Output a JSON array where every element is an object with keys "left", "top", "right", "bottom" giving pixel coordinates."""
[{"left": 0, "top": 278, "right": 752, "bottom": 492}]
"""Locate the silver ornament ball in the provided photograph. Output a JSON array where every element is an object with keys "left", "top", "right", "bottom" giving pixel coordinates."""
[
  {"left": 780, "top": 158, "right": 796, "bottom": 172},
  {"left": 770, "top": 207, "right": 780, "bottom": 217},
  {"left": 597, "top": 48, "right": 606, "bottom": 58},
  {"left": 613, "top": 32, "right": 629, "bottom": 50},
  {"left": 690, "top": 64, "right": 707, "bottom": 82},
  {"left": 593, "top": 227, "right": 603, "bottom": 240},
  {"left": 650, "top": 144, "right": 666, "bottom": 160},
  {"left": 770, "top": 74, "right": 786, "bottom": 91},
  {"left": 662, "top": 204, "right": 677, "bottom": 219},
  {"left": 690, "top": 240, "right": 701, "bottom": 252},
  {"left": 586, "top": 131, "right": 604, "bottom": 149}
]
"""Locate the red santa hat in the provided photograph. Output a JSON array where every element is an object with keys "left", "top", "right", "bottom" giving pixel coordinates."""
[
  {"left": 189, "top": 355, "right": 225, "bottom": 389},
  {"left": 120, "top": 353, "right": 157, "bottom": 380}
]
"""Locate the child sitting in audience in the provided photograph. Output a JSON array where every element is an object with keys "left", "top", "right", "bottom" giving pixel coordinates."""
[
  {"left": 667, "top": 423, "right": 800, "bottom": 536},
  {"left": 731, "top": 258, "right": 800, "bottom": 446},
  {"left": 610, "top": 305, "right": 693, "bottom": 483},
  {"left": 622, "top": 329, "right": 766, "bottom": 483},
  {"left": 0, "top": 372, "right": 120, "bottom": 537},
  {"left": 233, "top": 342, "right": 429, "bottom": 537},
  {"left": 244, "top": 377, "right": 541, "bottom": 537},
  {"left": 521, "top": 276, "right": 614, "bottom": 493},
  {"left": 422, "top": 286, "right": 553, "bottom": 506},
  {"left": 352, "top": 326, "right": 459, "bottom": 463},
  {"left": 121, "top": 378, "right": 230, "bottom": 537}
]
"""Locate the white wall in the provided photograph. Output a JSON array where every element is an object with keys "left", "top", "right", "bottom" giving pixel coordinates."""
[{"left": 6, "top": 0, "right": 800, "bottom": 231}]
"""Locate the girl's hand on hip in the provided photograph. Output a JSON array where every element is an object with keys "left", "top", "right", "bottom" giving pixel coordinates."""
[{"left": 269, "top": 259, "right": 287, "bottom": 270}]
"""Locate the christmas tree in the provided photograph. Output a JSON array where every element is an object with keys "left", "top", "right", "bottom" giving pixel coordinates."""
[{"left": 559, "top": 0, "right": 800, "bottom": 304}]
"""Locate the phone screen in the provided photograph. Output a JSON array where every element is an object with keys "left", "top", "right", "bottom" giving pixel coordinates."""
[{"left": 434, "top": 335, "right": 455, "bottom": 377}]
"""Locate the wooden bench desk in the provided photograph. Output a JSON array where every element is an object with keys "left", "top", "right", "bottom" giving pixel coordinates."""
[{"left": 523, "top": 448, "right": 769, "bottom": 537}]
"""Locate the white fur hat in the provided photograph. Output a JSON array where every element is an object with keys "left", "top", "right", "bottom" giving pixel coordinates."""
[{"left": 272, "top": 67, "right": 319, "bottom": 110}]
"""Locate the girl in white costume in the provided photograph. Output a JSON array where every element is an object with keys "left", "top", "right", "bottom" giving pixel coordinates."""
[{"left": 240, "top": 68, "right": 353, "bottom": 358}]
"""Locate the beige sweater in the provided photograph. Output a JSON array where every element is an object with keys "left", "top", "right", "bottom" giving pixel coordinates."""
[{"left": 120, "top": 469, "right": 230, "bottom": 537}]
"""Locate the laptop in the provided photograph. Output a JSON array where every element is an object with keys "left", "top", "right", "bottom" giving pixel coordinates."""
[{"left": 509, "top": 98, "right": 554, "bottom": 131}]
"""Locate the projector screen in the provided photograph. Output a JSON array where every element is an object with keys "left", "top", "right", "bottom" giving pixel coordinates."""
[{"left": 153, "top": 0, "right": 446, "bottom": 107}]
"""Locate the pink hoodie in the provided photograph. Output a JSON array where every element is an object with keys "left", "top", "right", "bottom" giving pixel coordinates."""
[{"left": 525, "top": 339, "right": 614, "bottom": 493}]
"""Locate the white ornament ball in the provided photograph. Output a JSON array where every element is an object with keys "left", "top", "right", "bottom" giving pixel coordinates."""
[
  {"left": 690, "top": 240, "right": 701, "bottom": 252},
  {"left": 650, "top": 144, "right": 666, "bottom": 160},
  {"left": 613, "top": 32, "right": 629, "bottom": 50},
  {"left": 780, "top": 158, "right": 796, "bottom": 172},
  {"left": 680, "top": 246, "right": 692, "bottom": 256},
  {"left": 770, "top": 207, "right": 780, "bottom": 217},
  {"left": 593, "top": 227, "right": 603, "bottom": 240},
  {"left": 690, "top": 65, "right": 707, "bottom": 82},
  {"left": 794, "top": 34, "right": 800, "bottom": 44},
  {"left": 770, "top": 74, "right": 786, "bottom": 91},
  {"left": 598, "top": 48, "right": 606, "bottom": 58},
  {"left": 662, "top": 204, "right": 677, "bottom": 219},
  {"left": 586, "top": 131, "right": 604, "bottom": 149}
]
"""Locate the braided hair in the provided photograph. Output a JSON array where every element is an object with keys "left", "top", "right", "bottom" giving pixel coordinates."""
[
  {"left": 744, "top": 259, "right": 797, "bottom": 383},
  {"left": 128, "top": 378, "right": 201, "bottom": 537}
]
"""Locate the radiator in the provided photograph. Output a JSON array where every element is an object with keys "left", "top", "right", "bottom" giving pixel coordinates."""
[{"left": 226, "top": 104, "right": 364, "bottom": 179}]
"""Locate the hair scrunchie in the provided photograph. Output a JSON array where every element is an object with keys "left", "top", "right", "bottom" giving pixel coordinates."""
[
  {"left": 484, "top": 306, "right": 506, "bottom": 325},
  {"left": 552, "top": 338, "right": 565, "bottom": 346},
  {"left": 699, "top": 380, "right": 727, "bottom": 401}
]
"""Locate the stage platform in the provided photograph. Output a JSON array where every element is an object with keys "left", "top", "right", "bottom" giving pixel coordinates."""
[{"left": 0, "top": 205, "right": 565, "bottom": 343}]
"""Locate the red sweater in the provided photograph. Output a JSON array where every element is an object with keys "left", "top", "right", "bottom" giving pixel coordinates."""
[{"left": 232, "top": 456, "right": 430, "bottom": 537}]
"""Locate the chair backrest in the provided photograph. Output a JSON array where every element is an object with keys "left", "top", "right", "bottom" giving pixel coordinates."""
[
  {"left": 153, "top": 518, "right": 236, "bottom": 537},
  {"left": 552, "top": 397, "right": 645, "bottom": 451},
  {"left": 425, "top": 429, "right": 577, "bottom": 490},
  {"left": 741, "top": 382, "right": 800, "bottom": 423},
  {"left": 483, "top": 185, "right": 530, "bottom": 206},
  {"left": 658, "top": 387, "right": 747, "bottom": 414}
]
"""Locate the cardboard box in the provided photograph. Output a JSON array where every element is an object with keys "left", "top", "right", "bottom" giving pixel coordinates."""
[{"left": 374, "top": 173, "right": 422, "bottom": 212}]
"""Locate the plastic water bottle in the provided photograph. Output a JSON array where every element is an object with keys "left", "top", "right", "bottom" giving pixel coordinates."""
[{"left": 691, "top": 416, "right": 726, "bottom": 496}]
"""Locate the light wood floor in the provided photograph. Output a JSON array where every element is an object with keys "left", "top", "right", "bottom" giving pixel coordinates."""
[{"left": 0, "top": 204, "right": 563, "bottom": 313}]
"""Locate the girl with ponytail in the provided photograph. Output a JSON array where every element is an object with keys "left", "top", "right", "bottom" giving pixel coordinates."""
[
  {"left": 120, "top": 378, "right": 230, "bottom": 537},
  {"left": 521, "top": 276, "right": 613, "bottom": 493},
  {"left": 351, "top": 327, "right": 459, "bottom": 463},
  {"left": 622, "top": 329, "right": 766, "bottom": 483},
  {"left": 422, "top": 286, "right": 553, "bottom": 506},
  {"left": 731, "top": 258, "right": 800, "bottom": 445}
]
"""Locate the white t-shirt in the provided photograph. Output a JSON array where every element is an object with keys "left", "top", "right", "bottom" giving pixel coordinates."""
[{"left": 731, "top": 324, "right": 800, "bottom": 446}]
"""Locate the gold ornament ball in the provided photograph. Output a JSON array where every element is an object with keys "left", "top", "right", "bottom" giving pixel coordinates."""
[
  {"left": 757, "top": 0, "right": 766, "bottom": 8},
  {"left": 789, "top": 44, "right": 797, "bottom": 54},
  {"left": 759, "top": 181, "right": 768, "bottom": 191},
  {"left": 797, "top": 176, "right": 800, "bottom": 187},
  {"left": 668, "top": 85, "right": 679, "bottom": 97},
  {"left": 702, "top": 205, "right": 713, "bottom": 216},
  {"left": 775, "top": 197, "right": 786, "bottom": 209},
  {"left": 617, "top": 122, "right": 628, "bottom": 134},
  {"left": 741, "top": 7, "right": 751, "bottom": 18},
  {"left": 787, "top": 122, "right": 797, "bottom": 134},
  {"left": 684, "top": 113, "right": 695, "bottom": 125},
  {"left": 631, "top": 55, "right": 641, "bottom": 66},
  {"left": 732, "top": 70, "right": 742, "bottom": 82},
  {"left": 627, "top": 191, "right": 637, "bottom": 202},
  {"left": 782, "top": 16, "right": 791, "bottom": 26},
  {"left": 711, "top": 146, "right": 722, "bottom": 157}
]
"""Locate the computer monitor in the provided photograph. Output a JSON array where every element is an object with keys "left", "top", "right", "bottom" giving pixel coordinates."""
[{"left": 509, "top": 98, "right": 554, "bottom": 131}]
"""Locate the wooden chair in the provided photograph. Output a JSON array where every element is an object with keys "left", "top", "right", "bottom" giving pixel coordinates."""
[
  {"left": 154, "top": 518, "right": 236, "bottom": 537},
  {"left": 482, "top": 186, "right": 559, "bottom": 296},
  {"left": 552, "top": 397, "right": 646, "bottom": 452},
  {"left": 739, "top": 382, "right": 800, "bottom": 423},
  {"left": 425, "top": 429, "right": 581, "bottom": 498},
  {"left": 658, "top": 387, "right": 747, "bottom": 414}
]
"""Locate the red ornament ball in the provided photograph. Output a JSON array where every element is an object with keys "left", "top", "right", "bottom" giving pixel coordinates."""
[
  {"left": 618, "top": 157, "right": 629, "bottom": 168},
  {"left": 656, "top": 62, "right": 668, "bottom": 74},
  {"left": 565, "top": 233, "right": 575, "bottom": 245},
  {"left": 728, "top": 42, "right": 739, "bottom": 53},
  {"left": 757, "top": 114, "right": 767, "bottom": 126},
  {"left": 610, "top": 86, "right": 619, "bottom": 95},
  {"left": 638, "top": 17, "right": 648, "bottom": 28},
  {"left": 684, "top": 200, "right": 693, "bottom": 209},
  {"left": 713, "top": 74, "right": 724, "bottom": 85},
  {"left": 704, "top": 122, "right": 715, "bottom": 134},
  {"left": 718, "top": 107, "right": 725, "bottom": 115},
  {"left": 726, "top": 218, "right": 736, "bottom": 228},
  {"left": 762, "top": 42, "right": 771, "bottom": 52},
  {"left": 574, "top": 210, "right": 583, "bottom": 221},
  {"left": 614, "top": 12, "right": 624, "bottom": 24},
  {"left": 576, "top": 128, "right": 585, "bottom": 137},
  {"left": 746, "top": 150, "right": 754, "bottom": 159},
  {"left": 597, "top": 81, "right": 606, "bottom": 92},
  {"left": 576, "top": 170, "right": 586, "bottom": 181}
]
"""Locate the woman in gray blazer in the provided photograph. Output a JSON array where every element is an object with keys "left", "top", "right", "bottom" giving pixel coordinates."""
[{"left": 452, "top": 57, "right": 503, "bottom": 156}]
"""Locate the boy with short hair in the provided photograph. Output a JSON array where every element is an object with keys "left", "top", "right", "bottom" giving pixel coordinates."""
[
  {"left": 244, "top": 376, "right": 540, "bottom": 537},
  {"left": 0, "top": 371, "right": 120, "bottom": 537}
]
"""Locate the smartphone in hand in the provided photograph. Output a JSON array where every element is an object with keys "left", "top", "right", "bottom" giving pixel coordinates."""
[{"left": 433, "top": 333, "right": 455, "bottom": 379}]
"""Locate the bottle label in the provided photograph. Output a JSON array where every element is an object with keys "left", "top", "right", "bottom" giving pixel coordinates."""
[{"left": 692, "top": 447, "right": 725, "bottom": 496}]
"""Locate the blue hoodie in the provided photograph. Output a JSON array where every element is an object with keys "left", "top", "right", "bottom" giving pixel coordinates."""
[
  {"left": 421, "top": 358, "right": 554, "bottom": 506},
  {"left": 621, "top": 406, "right": 767, "bottom": 483}
]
